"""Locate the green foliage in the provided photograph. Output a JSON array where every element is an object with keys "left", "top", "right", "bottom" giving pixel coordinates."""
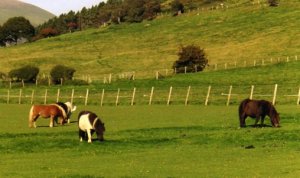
[
  {"left": 170, "top": 0, "right": 185, "bottom": 15},
  {"left": 268, "top": 0, "right": 279, "bottom": 6},
  {"left": 1, "top": 16, "right": 35, "bottom": 43},
  {"left": 50, "top": 65, "right": 76, "bottom": 84},
  {"left": 8, "top": 65, "right": 39, "bottom": 83},
  {"left": 173, "top": 44, "right": 208, "bottom": 73}
]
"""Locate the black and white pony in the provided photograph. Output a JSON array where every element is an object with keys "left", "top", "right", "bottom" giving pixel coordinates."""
[{"left": 78, "top": 111, "right": 105, "bottom": 143}]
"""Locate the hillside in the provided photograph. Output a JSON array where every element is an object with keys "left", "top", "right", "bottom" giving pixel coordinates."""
[
  {"left": 0, "top": 0, "right": 299, "bottom": 78},
  {"left": 0, "top": 0, "right": 54, "bottom": 26}
]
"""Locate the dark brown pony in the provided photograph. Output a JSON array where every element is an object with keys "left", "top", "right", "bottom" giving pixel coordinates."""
[
  {"left": 29, "top": 102, "right": 76, "bottom": 128},
  {"left": 239, "top": 99, "right": 280, "bottom": 127},
  {"left": 78, "top": 111, "right": 105, "bottom": 143}
]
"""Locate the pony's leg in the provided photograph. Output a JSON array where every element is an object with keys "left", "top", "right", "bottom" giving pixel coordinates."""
[
  {"left": 239, "top": 114, "right": 247, "bottom": 127},
  {"left": 261, "top": 116, "right": 265, "bottom": 126},
  {"left": 49, "top": 116, "right": 54, "bottom": 127},
  {"left": 79, "top": 129, "right": 85, "bottom": 142},
  {"left": 87, "top": 129, "right": 92, "bottom": 143},
  {"left": 32, "top": 115, "right": 39, "bottom": 128},
  {"left": 254, "top": 116, "right": 260, "bottom": 127}
]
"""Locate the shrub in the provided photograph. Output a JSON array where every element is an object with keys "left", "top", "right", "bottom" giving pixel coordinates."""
[
  {"left": 268, "top": 0, "right": 279, "bottom": 7},
  {"left": 173, "top": 44, "right": 208, "bottom": 73},
  {"left": 50, "top": 65, "right": 76, "bottom": 84},
  {"left": 170, "top": 0, "right": 184, "bottom": 16},
  {"left": 8, "top": 65, "right": 39, "bottom": 83}
]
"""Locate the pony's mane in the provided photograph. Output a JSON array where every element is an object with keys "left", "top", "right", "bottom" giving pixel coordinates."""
[{"left": 56, "top": 102, "right": 68, "bottom": 114}]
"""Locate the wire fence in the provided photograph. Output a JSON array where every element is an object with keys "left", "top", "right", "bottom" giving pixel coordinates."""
[{"left": 1, "top": 84, "right": 300, "bottom": 106}]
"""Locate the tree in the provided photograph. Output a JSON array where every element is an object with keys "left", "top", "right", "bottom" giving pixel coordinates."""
[
  {"left": 268, "top": 0, "right": 279, "bottom": 7},
  {"left": 173, "top": 45, "right": 208, "bottom": 73},
  {"left": 1, "top": 17, "right": 35, "bottom": 44},
  {"left": 124, "top": 0, "right": 145, "bottom": 23},
  {"left": 170, "top": 0, "right": 184, "bottom": 16},
  {"left": 8, "top": 65, "right": 39, "bottom": 83},
  {"left": 50, "top": 65, "right": 76, "bottom": 84},
  {"left": 0, "top": 25, "right": 5, "bottom": 46},
  {"left": 39, "top": 27, "right": 59, "bottom": 38},
  {"left": 143, "top": 0, "right": 161, "bottom": 20}
]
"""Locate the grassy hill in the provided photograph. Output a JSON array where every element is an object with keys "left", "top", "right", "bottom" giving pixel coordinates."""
[
  {"left": 0, "top": 0, "right": 54, "bottom": 26},
  {"left": 0, "top": 0, "right": 299, "bottom": 78}
]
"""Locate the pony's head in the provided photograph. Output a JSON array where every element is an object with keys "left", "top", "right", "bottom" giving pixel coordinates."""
[
  {"left": 64, "top": 102, "right": 77, "bottom": 123},
  {"left": 270, "top": 106, "right": 280, "bottom": 127},
  {"left": 95, "top": 122, "right": 105, "bottom": 141}
]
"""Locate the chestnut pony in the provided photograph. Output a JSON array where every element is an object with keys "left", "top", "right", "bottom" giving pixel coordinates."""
[
  {"left": 239, "top": 99, "right": 280, "bottom": 128},
  {"left": 28, "top": 102, "right": 76, "bottom": 128}
]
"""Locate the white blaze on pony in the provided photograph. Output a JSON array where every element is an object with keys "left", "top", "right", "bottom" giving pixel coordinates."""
[
  {"left": 78, "top": 111, "right": 105, "bottom": 143},
  {"left": 28, "top": 101, "right": 76, "bottom": 128}
]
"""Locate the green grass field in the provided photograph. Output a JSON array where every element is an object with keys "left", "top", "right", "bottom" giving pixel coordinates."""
[{"left": 1, "top": 104, "right": 300, "bottom": 177}]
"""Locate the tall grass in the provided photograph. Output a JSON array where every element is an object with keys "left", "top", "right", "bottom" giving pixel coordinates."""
[{"left": 0, "top": 1, "right": 299, "bottom": 78}]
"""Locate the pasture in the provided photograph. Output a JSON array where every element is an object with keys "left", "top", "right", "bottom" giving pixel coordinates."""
[{"left": 1, "top": 104, "right": 300, "bottom": 177}]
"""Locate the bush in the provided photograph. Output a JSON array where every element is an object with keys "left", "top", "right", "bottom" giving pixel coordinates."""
[
  {"left": 50, "top": 65, "right": 76, "bottom": 84},
  {"left": 8, "top": 65, "right": 39, "bottom": 83},
  {"left": 268, "top": 0, "right": 279, "bottom": 7},
  {"left": 173, "top": 45, "right": 208, "bottom": 73}
]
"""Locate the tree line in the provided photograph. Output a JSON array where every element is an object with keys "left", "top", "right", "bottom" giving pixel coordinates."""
[
  {"left": 0, "top": 0, "right": 279, "bottom": 46},
  {"left": 0, "top": 0, "right": 201, "bottom": 45}
]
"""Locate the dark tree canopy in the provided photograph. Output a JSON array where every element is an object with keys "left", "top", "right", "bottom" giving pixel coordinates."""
[
  {"left": 8, "top": 65, "right": 39, "bottom": 83},
  {"left": 1, "top": 17, "right": 35, "bottom": 43},
  {"left": 173, "top": 45, "right": 208, "bottom": 73},
  {"left": 50, "top": 65, "right": 76, "bottom": 84}
]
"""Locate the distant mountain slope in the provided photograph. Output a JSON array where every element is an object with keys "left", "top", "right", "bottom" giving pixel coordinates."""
[{"left": 0, "top": 0, "right": 54, "bottom": 26}]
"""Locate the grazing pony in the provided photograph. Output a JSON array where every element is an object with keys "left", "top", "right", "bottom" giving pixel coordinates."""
[
  {"left": 239, "top": 99, "right": 280, "bottom": 128},
  {"left": 28, "top": 101, "right": 76, "bottom": 128},
  {"left": 78, "top": 111, "right": 105, "bottom": 143}
]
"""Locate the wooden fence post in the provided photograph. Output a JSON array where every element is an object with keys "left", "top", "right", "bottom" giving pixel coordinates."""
[
  {"left": 108, "top": 74, "right": 112, "bottom": 84},
  {"left": 48, "top": 77, "right": 51, "bottom": 86},
  {"left": 167, "top": 86, "right": 173, "bottom": 105},
  {"left": 85, "top": 89, "right": 89, "bottom": 106},
  {"left": 31, "top": 90, "right": 35, "bottom": 104},
  {"left": 184, "top": 67, "right": 187, "bottom": 74},
  {"left": 205, "top": 86, "right": 211, "bottom": 106},
  {"left": 56, "top": 89, "right": 60, "bottom": 102},
  {"left": 185, "top": 86, "right": 191, "bottom": 106},
  {"left": 250, "top": 85, "right": 254, "bottom": 100},
  {"left": 131, "top": 88, "right": 136, "bottom": 106},
  {"left": 272, "top": 84, "right": 278, "bottom": 105},
  {"left": 22, "top": 80, "right": 25, "bottom": 88},
  {"left": 44, "top": 89, "right": 48, "bottom": 104},
  {"left": 155, "top": 71, "right": 159, "bottom": 80},
  {"left": 116, "top": 88, "right": 120, "bottom": 106},
  {"left": 297, "top": 87, "right": 300, "bottom": 105},
  {"left": 100, "top": 89, "right": 105, "bottom": 107},
  {"left": 71, "top": 89, "right": 74, "bottom": 104},
  {"left": 149, "top": 87, "right": 154, "bottom": 105},
  {"left": 7, "top": 90, "right": 10, "bottom": 104},
  {"left": 226, "top": 86, "right": 232, "bottom": 106},
  {"left": 9, "top": 80, "right": 12, "bottom": 89},
  {"left": 18, "top": 89, "right": 22, "bottom": 104}
]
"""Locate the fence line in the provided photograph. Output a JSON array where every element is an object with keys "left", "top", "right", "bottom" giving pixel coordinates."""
[
  {"left": 2, "top": 84, "right": 300, "bottom": 106},
  {"left": 0, "top": 55, "right": 298, "bottom": 88}
]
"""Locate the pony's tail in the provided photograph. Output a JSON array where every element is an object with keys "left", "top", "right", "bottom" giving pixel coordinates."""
[{"left": 28, "top": 106, "right": 34, "bottom": 128}]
